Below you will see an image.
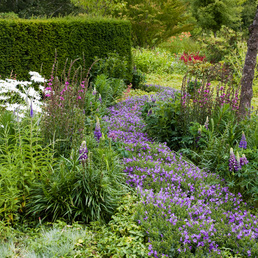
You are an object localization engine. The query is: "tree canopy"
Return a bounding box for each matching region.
[0,0,81,18]
[187,0,245,34]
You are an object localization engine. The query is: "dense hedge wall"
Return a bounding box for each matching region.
[0,17,132,80]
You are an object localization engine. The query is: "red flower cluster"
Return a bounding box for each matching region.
[180,52,206,64]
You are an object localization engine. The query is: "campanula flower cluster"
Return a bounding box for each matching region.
[104,84,257,257]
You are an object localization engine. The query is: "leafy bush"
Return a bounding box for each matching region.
[90,52,132,84]
[132,47,174,74]
[142,94,186,151]
[198,26,241,63]
[92,74,126,107]
[26,134,128,223]
[159,32,201,54]
[0,112,55,223]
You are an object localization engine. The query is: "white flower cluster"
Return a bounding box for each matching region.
[0,71,47,119]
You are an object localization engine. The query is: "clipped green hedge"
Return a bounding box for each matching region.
[0,16,132,80]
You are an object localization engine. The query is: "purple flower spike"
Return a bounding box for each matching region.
[240,154,248,167]
[79,141,88,166]
[30,102,33,117]
[239,131,247,149]
[229,148,237,172]
[92,87,97,95]
[94,117,102,141]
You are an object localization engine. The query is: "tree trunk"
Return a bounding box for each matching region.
[239,5,258,118]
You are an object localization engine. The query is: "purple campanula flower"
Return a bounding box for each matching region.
[239,131,247,149]
[99,94,102,103]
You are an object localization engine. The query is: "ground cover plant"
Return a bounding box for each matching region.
[103,86,258,257]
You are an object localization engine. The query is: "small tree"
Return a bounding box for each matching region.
[188,0,244,35]
[239,5,258,118]
[117,0,193,47]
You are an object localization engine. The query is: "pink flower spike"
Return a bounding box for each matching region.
[77,96,82,99]
[45,87,52,91]
[60,96,64,101]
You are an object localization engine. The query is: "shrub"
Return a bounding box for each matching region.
[198,26,241,63]
[180,51,206,64]
[90,52,132,84]
[0,17,132,80]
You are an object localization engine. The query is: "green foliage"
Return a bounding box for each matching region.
[241,0,258,35]
[224,40,258,88]
[91,52,132,83]
[131,68,146,89]
[0,16,132,80]
[142,94,187,151]
[26,134,128,223]
[132,47,175,74]
[114,0,193,47]
[198,26,241,63]
[159,32,201,55]
[189,0,244,34]
[71,0,121,17]
[0,111,55,223]
[0,195,148,257]
[0,0,81,18]
[0,12,18,19]
[91,194,148,257]
[93,74,126,106]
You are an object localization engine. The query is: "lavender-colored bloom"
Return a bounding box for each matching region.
[30,102,33,117]
[229,148,237,171]
[240,154,248,167]
[239,131,247,149]
[101,85,258,257]
[99,93,102,103]
[79,141,88,161]
[92,87,97,95]
[94,118,102,141]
